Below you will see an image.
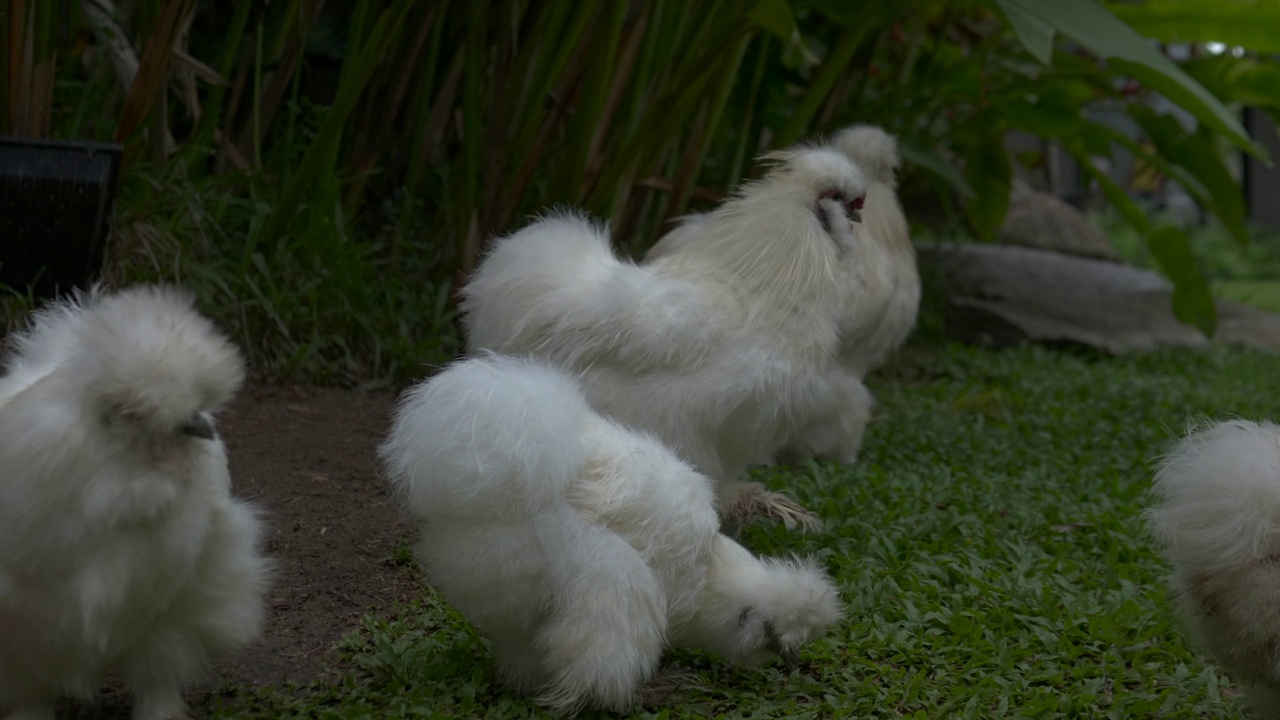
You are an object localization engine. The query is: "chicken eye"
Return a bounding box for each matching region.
[815,188,864,228]
[846,193,865,223]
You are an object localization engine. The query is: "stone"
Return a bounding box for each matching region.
[919,242,1280,354]
[997,179,1122,261]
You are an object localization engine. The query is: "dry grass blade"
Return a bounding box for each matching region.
[114,0,193,145]
[6,0,28,134]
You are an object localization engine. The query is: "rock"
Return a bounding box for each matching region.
[920,242,1280,354]
[997,179,1121,261]
[1217,302,1280,351]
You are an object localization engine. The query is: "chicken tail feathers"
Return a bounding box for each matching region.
[460,211,620,356]
[1148,418,1280,573]
[381,355,670,713]
[380,353,591,520]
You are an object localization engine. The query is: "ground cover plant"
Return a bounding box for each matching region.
[5,1,1279,383]
[196,341,1278,719]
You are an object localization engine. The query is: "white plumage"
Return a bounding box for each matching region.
[827,125,919,377]
[0,286,271,720]
[647,125,920,465]
[379,355,843,715]
[1147,419,1280,718]
[462,148,868,529]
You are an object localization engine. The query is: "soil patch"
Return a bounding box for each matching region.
[60,382,424,718]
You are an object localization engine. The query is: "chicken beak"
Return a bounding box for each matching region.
[181,412,216,440]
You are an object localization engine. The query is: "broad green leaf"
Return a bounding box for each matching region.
[746,0,796,43]
[1184,58,1280,148]
[993,96,1083,138]
[1128,104,1249,245]
[988,0,1254,153]
[963,136,1012,240]
[899,141,975,198]
[1065,142,1149,234]
[1217,60,1280,116]
[1108,0,1280,55]
[991,0,1055,64]
[1146,224,1217,337]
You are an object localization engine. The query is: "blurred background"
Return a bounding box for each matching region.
[2,0,1278,384]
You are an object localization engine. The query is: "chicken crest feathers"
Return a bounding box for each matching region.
[668,147,866,321]
[831,125,901,187]
[3,285,243,439]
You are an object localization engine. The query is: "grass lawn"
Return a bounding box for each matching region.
[209,341,1280,719]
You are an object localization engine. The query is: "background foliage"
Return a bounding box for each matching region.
[2,0,1276,383]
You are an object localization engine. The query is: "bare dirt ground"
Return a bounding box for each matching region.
[60,382,424,719]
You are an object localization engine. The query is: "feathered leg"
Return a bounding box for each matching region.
[124,502,269,720]
[1247,683,1280,720]
[722,481,822,532]
[532,516,668,715]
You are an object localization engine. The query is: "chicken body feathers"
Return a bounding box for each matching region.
[0,286,269,720]
[643,127,919,468]
[380,355,842,714]
[462,150,866,516]
[1148,419,1280,718]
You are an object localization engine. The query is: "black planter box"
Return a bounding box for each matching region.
[0,137,123,297]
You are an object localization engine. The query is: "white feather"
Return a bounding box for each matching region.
[0,286,271,720]
[463,148,866,522]
[380,355,843,714]
[647,126,920,467]
[1147,419,1280,718]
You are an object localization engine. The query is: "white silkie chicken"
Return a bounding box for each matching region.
[647,125,920,465]
[462,147,869,530]
[1147,419,1280,718]
[0,286,271,720]
[379,354,843,715]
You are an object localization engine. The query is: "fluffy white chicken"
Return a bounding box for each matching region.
[647,125,920,465]
[379,354,843,715]
[1147,419,1280,718]
[0,286,271,720]
[462,147,869,529]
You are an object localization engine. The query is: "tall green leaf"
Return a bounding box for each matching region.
[1128,104,1249,244]
[1108,0,1280,55]
[1147,224,1217,337]
[257,0,414,249]
[772,11,882,149]
[962,135,1012,240]
[989,0,1256,153]
[997,0,1055,64]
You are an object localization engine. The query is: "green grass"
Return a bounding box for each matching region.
[205,342,1280,719]
[1213,279,1280,315]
